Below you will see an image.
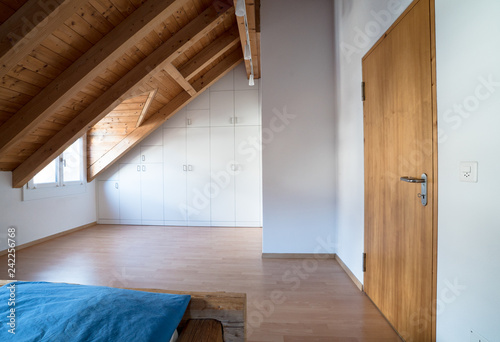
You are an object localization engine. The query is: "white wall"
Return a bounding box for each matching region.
[0,172,96,250]
[261,0,337,253]
[435,1,500,341]
[333,0,412,283]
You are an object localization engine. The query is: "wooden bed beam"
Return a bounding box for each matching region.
[11,3,235,188]
[87,49,243,182]
[0,0,82,80]
[0,0,189,159]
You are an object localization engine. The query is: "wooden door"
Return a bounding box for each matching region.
[363,0,437,341]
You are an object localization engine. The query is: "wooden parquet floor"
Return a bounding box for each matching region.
[0,225,401,341]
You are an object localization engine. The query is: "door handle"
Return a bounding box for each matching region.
[400,173,427,206]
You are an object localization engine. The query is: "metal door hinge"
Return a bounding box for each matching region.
[361,82,366,102]
[363,253,367,272]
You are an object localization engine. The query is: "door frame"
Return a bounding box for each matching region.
[361,0,438,340]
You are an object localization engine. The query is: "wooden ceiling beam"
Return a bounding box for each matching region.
[0,0,82,80]
[87,49,243,182]
[180,26,240,81]
[164,64,197,96]
[136,89,158,128]
[233,0,260,79]
[0,0,189,158]
[11,2,235,188]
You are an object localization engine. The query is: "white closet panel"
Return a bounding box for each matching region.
[210,91,234,127]
[141,163,164,225]
[235,90,260,125]
[186,127,211,225]
[210,126,235,226]
[119,163,142,225]
[97,181,120,224]
[163,128,187,224]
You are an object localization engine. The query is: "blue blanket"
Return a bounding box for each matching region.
[0,281,190,342]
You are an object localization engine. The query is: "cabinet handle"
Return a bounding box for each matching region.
[115,182,119,189]
[188,165,193,171]
[142,155,145,162]
[231,164,235,171]
[137,165,141,172]
[234,117,239,124]
[183,165,187,171]
[142,165,146,172]
[187,118,192,125]
[230,117,233,124]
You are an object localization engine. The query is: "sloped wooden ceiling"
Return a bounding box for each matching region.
[0,0,260,188]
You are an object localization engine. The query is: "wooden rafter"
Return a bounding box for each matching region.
[164,64,197,96]
[87,49,243,181]
[234,0,260,79]
[0,0,82,80]
[11,2,235,188]
[136,89,158,128]
[179,26,240,81]
[0,0,189,158]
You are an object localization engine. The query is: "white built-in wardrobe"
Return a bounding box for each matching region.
[97,64,262,227]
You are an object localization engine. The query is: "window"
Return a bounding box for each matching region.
[23,138,86,200]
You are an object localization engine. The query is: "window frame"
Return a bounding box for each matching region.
[23,137,87,201]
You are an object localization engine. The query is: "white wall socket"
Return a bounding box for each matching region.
[470,330,489,342]
[460,161,478,183]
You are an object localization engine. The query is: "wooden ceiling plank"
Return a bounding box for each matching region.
[88,0,126,27]
[0,0,82,79]
[87,49,243,182]
[1,75,41,96]
[109,0,136,17]
[11,2,234,188]
[78,3,115,35]
[164,64,196,96]
[136,89,157,127]
[0,0,191,158]
[179,26,239,81]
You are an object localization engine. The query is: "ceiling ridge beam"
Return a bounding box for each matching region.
[180,26,240,81]
[11,2,235,188]
[0,0,82,80]
[87,49,243,182]
[0,0,190,158]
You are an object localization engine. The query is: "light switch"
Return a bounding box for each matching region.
[459,162,478,183]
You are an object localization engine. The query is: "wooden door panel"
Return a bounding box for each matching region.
[363,0,435,340]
